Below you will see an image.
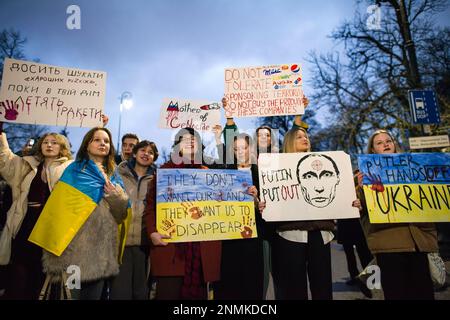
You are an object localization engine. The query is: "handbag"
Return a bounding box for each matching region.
[428,252,446,289]
[0,227,12,265]
[39,273,72,300]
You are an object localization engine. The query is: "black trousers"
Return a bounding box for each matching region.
[376,252,434,300]
[215,237,264,300]
[272,231,332,300]
[71,280,106,300]
[5,239,45,300]
[343,240,373,279]
[109,246,149,300]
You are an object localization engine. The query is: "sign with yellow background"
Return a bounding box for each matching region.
[358,153,450,223]
[156,169,257,242]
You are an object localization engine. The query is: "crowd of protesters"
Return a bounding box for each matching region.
[0,96,447,301]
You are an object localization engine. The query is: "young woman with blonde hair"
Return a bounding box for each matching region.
[356,129,437,300]
[270,126,335,300]
[0,122,73,299]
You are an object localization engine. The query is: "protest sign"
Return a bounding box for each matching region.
[156,169,257,242]
[358,153,450,223]
[159,98,221,131]
[224,64,305,118]
[0,58,106,127]
[258,152,359,221]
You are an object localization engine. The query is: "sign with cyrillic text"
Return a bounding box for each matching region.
[224,64,304,118]
[156,169,257,242]
[0,58,106,127]
[358,153,450,223]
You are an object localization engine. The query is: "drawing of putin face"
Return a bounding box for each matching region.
[296,154,340,208]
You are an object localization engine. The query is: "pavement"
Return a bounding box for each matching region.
[330,241,450,300]
[264,240,450,300]
[1,240,449,300]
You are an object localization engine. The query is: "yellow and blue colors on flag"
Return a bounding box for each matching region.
[28,160,131,262]
[358,153,450,223]
[156,169,257,243]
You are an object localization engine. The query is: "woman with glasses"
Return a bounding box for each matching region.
[145,127,221,300]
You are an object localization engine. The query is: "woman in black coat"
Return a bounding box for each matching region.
[214,133,265,300]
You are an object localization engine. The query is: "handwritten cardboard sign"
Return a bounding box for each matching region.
[358,153,450,223]
[159,98,221,131]
[0,58,106,127]
[224,64,305,118]
[258,152,360,221]
[156,168,257,242]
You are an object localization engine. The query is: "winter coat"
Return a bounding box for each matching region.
[144,160,222,282]
[357,186,438,254]
[42,175,129,282]
[336,218,367,245]
[117,160,155,246]
[0,132,72,265]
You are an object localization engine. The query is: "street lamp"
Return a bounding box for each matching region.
[117,91,133,153]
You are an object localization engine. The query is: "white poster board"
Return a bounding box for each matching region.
[0,58,106,127]
[159,98,221,131]
[258,152,360,221]
[224,64,304,118]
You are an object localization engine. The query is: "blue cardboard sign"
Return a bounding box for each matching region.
[357,153,450,223]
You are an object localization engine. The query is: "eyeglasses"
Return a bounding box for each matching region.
[180,137,196,143]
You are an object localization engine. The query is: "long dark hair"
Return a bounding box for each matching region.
[256,125,279,154]
[170,127,205,165]
[76,127,116,176]
[233,133,256,165]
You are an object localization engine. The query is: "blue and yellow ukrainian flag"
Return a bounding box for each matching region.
[28,160,131,263]
[111,170,132,263]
